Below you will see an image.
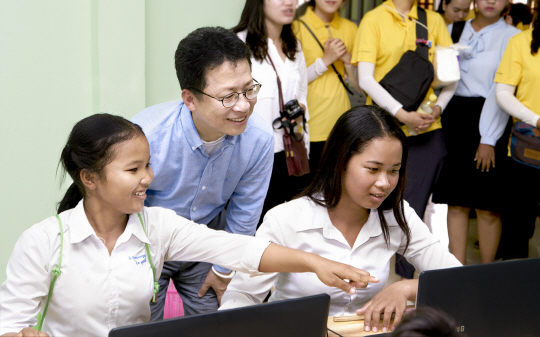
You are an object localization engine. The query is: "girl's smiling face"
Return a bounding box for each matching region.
[89,135,154,216]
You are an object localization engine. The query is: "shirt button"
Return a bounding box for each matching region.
[192,146,196,150]
[202,186,206,190]
[193,207,197,211]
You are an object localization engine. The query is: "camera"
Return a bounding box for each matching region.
[282,99,304,120]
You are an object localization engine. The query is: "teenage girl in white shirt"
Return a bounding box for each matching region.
[0,114,378,337]
[232,0,311,225]
[221,106,461,334]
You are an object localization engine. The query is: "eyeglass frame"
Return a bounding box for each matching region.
[188,79,262,108]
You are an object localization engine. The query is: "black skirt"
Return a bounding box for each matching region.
[432,96,511,212]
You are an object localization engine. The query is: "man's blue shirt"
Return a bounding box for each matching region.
[131,100,274,273]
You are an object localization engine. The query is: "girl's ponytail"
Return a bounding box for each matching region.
[57,182,83,214]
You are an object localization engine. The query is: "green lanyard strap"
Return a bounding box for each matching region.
[33,215,64,332]
[32,213,158,332]
[137,213,159,303]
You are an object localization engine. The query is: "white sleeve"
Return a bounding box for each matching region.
[161,209,271,277]
[399,204,462,271]
[358,62,403,115]
[435,81,457,112]
[220,211,287,310]
[479,83,510,146]
[307,58,329,83]
[0,228,50,335]
[496,83,540,127]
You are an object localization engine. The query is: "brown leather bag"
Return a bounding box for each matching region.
[267,55,310,177]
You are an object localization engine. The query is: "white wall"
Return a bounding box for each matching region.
[0,0,246,284]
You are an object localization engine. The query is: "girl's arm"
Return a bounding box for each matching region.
[496,83,540,128]
[476,84,511,172]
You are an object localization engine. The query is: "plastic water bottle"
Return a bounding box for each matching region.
[409,94,438,136]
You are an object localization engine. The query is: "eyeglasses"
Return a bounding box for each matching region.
[189,79,262,108]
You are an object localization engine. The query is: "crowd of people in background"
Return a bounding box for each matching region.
[1,0,539,336]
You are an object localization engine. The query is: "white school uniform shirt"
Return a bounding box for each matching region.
[0,200,270,337]
[237,30,310,154]
[220,197,461,316]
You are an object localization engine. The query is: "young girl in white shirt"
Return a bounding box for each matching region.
[221,106,461,334]
[0,114,378,337]
[232,0,310,225]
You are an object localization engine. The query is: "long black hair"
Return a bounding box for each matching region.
[57,114,145,213]
[232,0,298,62]
[532,10,539,55]
[298,105,411,250]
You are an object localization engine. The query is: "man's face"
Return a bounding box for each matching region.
[183,59,256,142]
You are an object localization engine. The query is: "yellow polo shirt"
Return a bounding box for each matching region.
[495,29,540,117]
[293,7,358,142]
[352,0,453,135]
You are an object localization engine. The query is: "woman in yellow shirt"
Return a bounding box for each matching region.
[493,11,540,260]
[352,0,457,279]
[293,0,360,173]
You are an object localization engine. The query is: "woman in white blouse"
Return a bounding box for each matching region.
[221,106,461,333]
[232,0,310,225]
[0,114,378,337]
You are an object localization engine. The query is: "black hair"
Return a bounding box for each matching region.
[232,0,298,62]
[175,26,252,98]
[532,11,539,55]
[507,3,532,26]
[390,307,463,337]
[298,105,411,250]
[57,114,145,213]
[437,0,451,14]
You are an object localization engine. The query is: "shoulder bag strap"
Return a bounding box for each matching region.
[267,54,304,142]
[451,20,466,44]
[137,213,159,303]
[415,7,430,61]
[298,20,354,95]
[33,215,64,332]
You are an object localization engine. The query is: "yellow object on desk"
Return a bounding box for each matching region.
[327,317,389,336]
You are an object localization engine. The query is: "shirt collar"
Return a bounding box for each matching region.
[68,200,150,245]
[302,6,342,30]
[383,0,419,21]
[180,101,203,152]
[294,199,383,242]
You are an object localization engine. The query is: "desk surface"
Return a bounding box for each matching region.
[327,317,390,337]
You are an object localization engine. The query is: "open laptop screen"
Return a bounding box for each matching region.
[417,258,540,337]
[109,293,330,337]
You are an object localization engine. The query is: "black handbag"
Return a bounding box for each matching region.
[379,7,434,112]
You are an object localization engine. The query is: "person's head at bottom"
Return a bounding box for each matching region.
[390,307,463,337]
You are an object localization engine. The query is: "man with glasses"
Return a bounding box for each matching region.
[131,27,273,318]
